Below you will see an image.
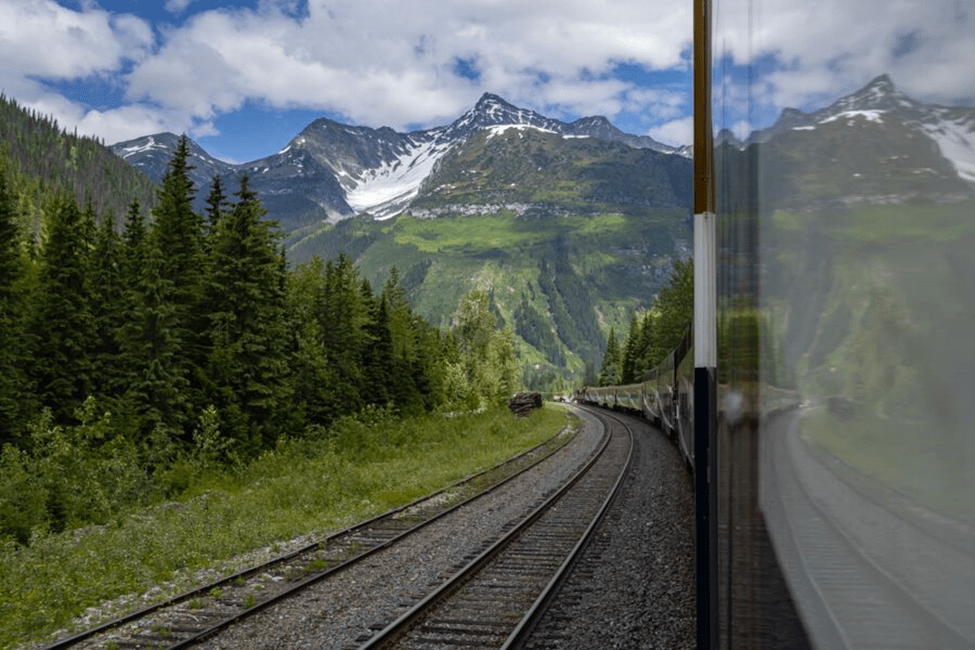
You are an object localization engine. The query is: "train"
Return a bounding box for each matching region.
[575,329,694,470]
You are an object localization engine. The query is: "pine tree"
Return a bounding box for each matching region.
[0,169,30,442]
[29,195,96,423]
[203,175,291,452]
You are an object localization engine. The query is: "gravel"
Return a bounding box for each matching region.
[523,408,696,650]
[196,406,696,649]
[197,407,607,650]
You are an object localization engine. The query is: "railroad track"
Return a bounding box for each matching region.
[40,423,579,650]
[355,408,634,650]
[767,410,975,649]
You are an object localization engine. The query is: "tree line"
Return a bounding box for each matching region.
[597,258,692,386]
[0,137,519,544]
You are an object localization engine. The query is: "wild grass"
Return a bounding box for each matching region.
[0,405,569,648]
[801,409,975,521]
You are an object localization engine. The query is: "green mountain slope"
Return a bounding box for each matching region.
[288,207,691,376]
[0,95,157,232]
[285,127,693,379]
[412,127,689,211]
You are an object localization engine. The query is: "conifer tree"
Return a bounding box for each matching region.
[320,254,368,415]
[203,175,291,452]
[30,195,96,422]
[620,312,642,384]
[204,174,229,237]
[598,327,621,387]
[286,256,336,426]
[644,259,693,367]
[150,135,206,417]
[0,170,30,441]
[89,211,125,398]
[118,235,189,435]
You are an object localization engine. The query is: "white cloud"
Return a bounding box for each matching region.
[0,0,153,80]
[164,0,196,16]
[714,0,975,115]
[645,116,693,147]
[7,0,691,141]
[6,0,972,152]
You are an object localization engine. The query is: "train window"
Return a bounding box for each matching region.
[711,0,975,648]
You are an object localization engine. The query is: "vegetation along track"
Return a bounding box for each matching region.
[357,408,634,650]
[39,422,578,650]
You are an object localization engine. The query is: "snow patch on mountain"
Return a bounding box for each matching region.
[118,136,161,158]
[820,109,885,125]
[484,124,558,141]
[345,138,455,218]
[922,119,975,183]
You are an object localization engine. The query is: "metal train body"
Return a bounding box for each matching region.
[576,329,694,467]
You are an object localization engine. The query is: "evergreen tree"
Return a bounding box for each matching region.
[203,175,291,453]
[361,293,394,408]
[0,169,30,442]
[29,195,96,423]
[204,174,229,237]
[620,312,642,384]
[286,256,337,427]
[89,210,126,398]
[644,259,693,368]
[150,135,206,419]
[598,327,621,386]
[636,311,656,376]
[319,254,369,416]
[117,237,189,436]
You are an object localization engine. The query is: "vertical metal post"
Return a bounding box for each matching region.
[693,0,718,647]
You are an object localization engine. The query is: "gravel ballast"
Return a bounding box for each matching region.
[523,408,696,649]
[196,406,695,649]
[196,408,607,650]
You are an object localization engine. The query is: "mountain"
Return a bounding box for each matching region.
[742,75,975,208]
[108,80,975,380]
[0,94,157,230]
[111,93,681,227]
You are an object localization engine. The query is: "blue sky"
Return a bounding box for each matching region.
[1,0,972,164]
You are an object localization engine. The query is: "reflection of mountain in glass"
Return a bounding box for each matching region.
[747,75,975,525]
[733,75,975,211]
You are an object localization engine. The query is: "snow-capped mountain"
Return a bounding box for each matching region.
[114,132,235,193]
[749,75,975,185]
[111,93,679,225]
[111,79,975,230]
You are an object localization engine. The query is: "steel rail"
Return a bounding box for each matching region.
[356,408,629,649]
[500,407,636,650]
[41,421,576,650]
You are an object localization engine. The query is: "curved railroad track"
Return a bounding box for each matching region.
[40,420,580,650]
[764,409,975,649]
[355,407,634,650]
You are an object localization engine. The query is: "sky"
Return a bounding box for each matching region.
[0,0,972,164]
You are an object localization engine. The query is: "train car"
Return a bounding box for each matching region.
[581,2,975,646]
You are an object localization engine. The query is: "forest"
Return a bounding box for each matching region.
[0,135,520,546]
[597,257,693,386]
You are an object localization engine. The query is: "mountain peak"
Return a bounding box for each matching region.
[862,74,895,94]
[474,92,514,109]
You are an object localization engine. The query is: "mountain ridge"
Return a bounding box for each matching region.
[111,92,682,225]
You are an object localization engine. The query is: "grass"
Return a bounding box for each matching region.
[0,405,571,648]
[801,408,975,521]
